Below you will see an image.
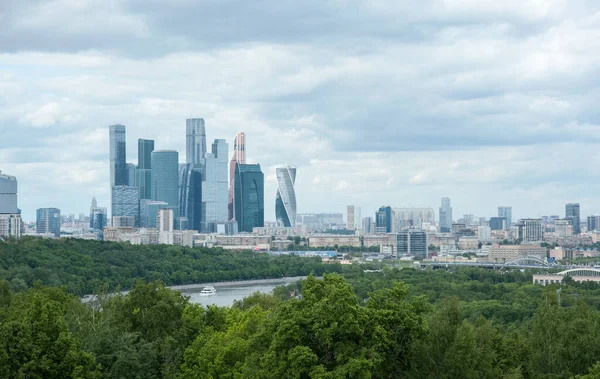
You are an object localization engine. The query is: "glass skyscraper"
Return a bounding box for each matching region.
[36,207,61,237]
[186,118,207,165]
[275,165,297,228]
[234,163,264,233]
[109,125,128,186]
[178,163,203,231]
[137,139,154,200]
[566,203,581,234]
[202,140,228,232]
[140,199,169,228]
[228,132,246,221]
[375,206,392,233]
[0,171,18,214]
[151,150,179,215]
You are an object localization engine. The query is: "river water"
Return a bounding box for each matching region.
[173,276,304,307]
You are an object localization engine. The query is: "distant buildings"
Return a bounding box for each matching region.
[0,171,21,239]
[36,207,61,237]
[276,165,297,228]
[296,213,344,231]
[439,197,452,232]
[565,203,581,234]
[234,163,264,233]
[498,206,512,229]
[555,219,573,237]
[89,197,107,237]
[178,164,203,231]
[393,208,436,230]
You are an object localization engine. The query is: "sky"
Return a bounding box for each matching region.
[2,0,600,223]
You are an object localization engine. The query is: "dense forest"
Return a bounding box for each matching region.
[0,238,346,295]
[4,238,600,377]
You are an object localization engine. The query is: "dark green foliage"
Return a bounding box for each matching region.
[0,237,342,295]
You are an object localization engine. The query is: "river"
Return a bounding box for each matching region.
[176,276,305,307]
[81,276,306,307]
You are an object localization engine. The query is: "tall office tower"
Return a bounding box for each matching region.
[498,206,512,229]
[151,150,179,215]
[565,203,581,234]
[347,205,355,230]
[228,132,246,221]
[362,216,374,234]
[89,197,107,232]
[111,186,140,226]
[186,118,207,165]
[588,215,600,232]
[136,139,154,200]
[36,208,61,237]
[109,125,128,186]
[234,163,264,233]
[275,165,297,228]
[516,219,544,242]
[396,229,428,258]
[375,206,392,233]
[202,139,229,232]
[0,171,21,239]
[178,164,203,231]
[139,199,168,228]
[439,197,452,232]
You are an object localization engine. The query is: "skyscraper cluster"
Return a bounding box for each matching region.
[109,119,267,234]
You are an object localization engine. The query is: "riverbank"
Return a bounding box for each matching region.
[171,276,306,292]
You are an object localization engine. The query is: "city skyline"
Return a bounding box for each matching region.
[4,2,600,222]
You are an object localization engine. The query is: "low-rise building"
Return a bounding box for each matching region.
[486,244,547,262]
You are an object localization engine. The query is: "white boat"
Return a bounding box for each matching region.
[199,286,217,296]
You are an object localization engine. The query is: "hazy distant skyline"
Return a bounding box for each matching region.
[2,0,600,222]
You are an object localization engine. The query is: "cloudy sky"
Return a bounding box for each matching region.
[2,0,600,222]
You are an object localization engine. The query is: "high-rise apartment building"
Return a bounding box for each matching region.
[362,216,374,234]
[555,219,573,237]
[228,132,246,221]
[109,125,128,186]
[516,219,544,242]
[355,206,362,230]
[202,139,229,232]
[397,229,428,258]
[393,208,436,230]
[498,207,512,229]
[36,208,61,237]
[565,203,581,234]
[186,118,207,165]
[478,225,491,242]
[151,150,179,216]
[347,205,355,230]
[111,186,140,226]
[0,171,21,239]
[234,163,264,233]
[275,165,297,228]
[158,208,174,244]
[137,138,154,199]
[439,197,452,232]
